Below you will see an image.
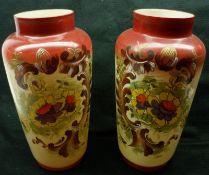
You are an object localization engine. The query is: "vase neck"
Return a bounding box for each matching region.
[14,9,75,36]
[133,9,195,38]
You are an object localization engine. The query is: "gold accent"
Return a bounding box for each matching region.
[160,47,177,59]
[36,48,51,63]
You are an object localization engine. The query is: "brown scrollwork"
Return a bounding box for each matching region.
[32,128,82,157]
[15,63,39,89]
[121,46,156,74]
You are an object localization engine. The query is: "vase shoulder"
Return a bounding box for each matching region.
[2,28,92,63]
[116,29,206,62]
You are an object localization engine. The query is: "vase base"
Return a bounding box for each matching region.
[37,157,82,172]
[122,155,168,172]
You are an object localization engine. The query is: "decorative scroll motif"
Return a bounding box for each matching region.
[116,44,198,156]
[32,127,84,157]
[9,45,92,157]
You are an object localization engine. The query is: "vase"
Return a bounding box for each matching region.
[115,9,206,171]
[2,9,92,171]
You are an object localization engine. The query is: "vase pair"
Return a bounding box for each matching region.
[2,9,206,171]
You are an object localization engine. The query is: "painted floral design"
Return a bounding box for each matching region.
[129,85,182,129]
[64,95,76,112]
[30,90,81,126]
[131,89,150,115]
[33,92,77,125]
[35,101,64,124]
[148,92,181,127]
[8,45,92,157]
[116,44,199,156]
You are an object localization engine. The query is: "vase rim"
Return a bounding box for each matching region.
[14,9,75,36]
[133,9,195,38]
[14,9,74,19]
[134,9,194,19]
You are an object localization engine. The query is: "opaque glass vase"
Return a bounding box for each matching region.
[115,9,206,171]
[2,9,92,171]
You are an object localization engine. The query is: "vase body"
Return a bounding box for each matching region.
[115,9,206,171]
[2,9,92,171]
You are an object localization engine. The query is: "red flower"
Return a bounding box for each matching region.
[136,94,147,105]
[36,103,52,115]
[66,95,75,104]
[160,101,177,112]
[65,95,76,112]
[35,102,63,124]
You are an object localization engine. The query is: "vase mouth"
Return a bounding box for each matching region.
[133,9,195,38]
[14,9,75,36]
[134,9,194,19]
[14,9,74,19]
